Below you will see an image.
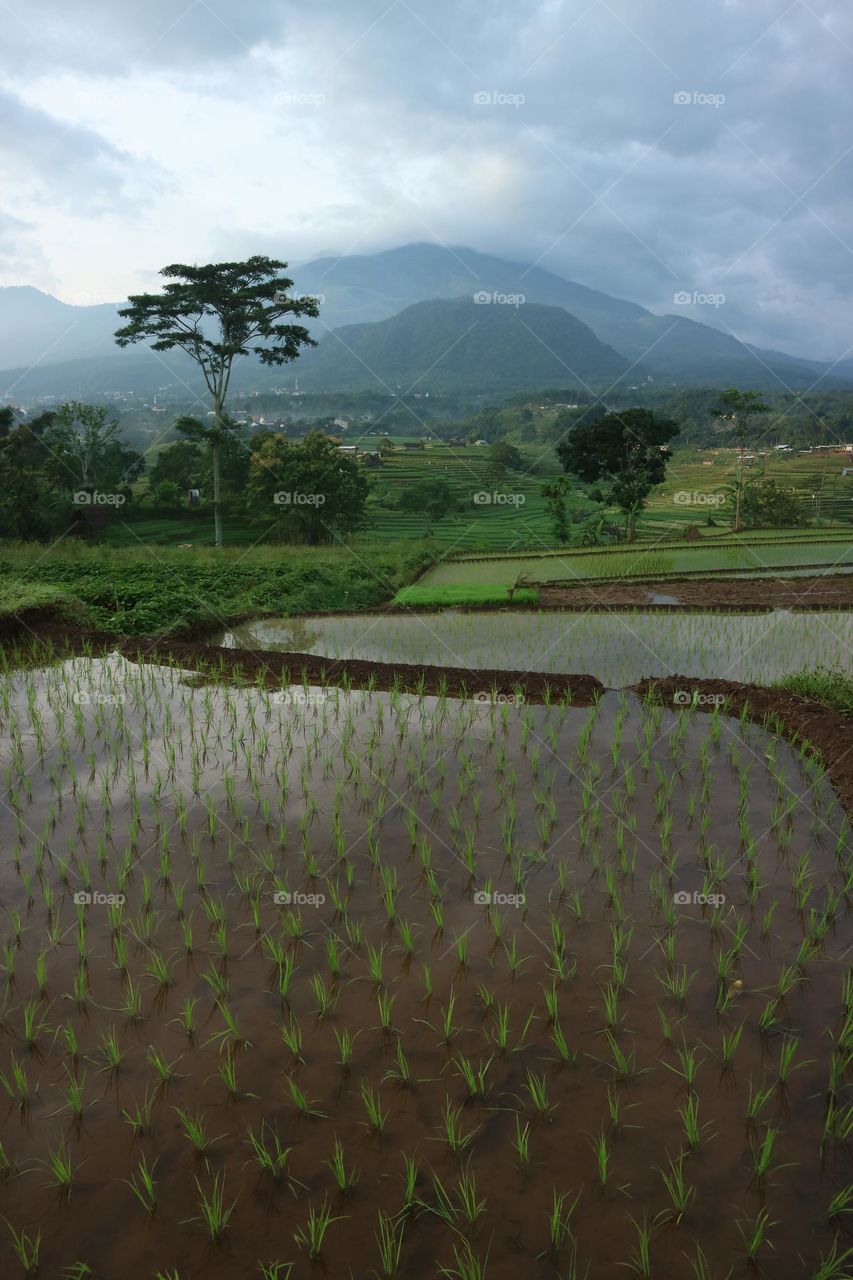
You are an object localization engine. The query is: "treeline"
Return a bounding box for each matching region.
[0,404,370,545]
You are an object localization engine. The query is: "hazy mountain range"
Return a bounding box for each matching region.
[0,243,848,400]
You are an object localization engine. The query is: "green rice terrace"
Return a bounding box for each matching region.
[222,610,853,686]
[416,534,853,591]
[1,527,852,1280]
[0,651,851,1280]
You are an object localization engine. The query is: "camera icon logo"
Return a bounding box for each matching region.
[673,91,692,105]
[673,891,691,905]
[473,890,492,905]
[273,891,292,905]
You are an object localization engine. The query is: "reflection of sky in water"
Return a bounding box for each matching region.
[220,610,853,685]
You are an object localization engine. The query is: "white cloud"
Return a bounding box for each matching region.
[0,0,851,358]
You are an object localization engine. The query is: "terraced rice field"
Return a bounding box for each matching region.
[419,538,853,589]
[222,610,853,686]
[0,654,851,1278]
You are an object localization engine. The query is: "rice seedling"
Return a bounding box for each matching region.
[438,1240,490,1280]
[736,1207,777,1263]
[6,1222,40,1274]
[360,1081,388,1132]
[125,1153,158,1214]
[294,1199,346,1260]
[456,1162,487,1226]
[175,1107,222,1156]
[0,1054,34,1105]
[375,1209,406,1276]
[44,1137,75,1198]
[191,1172,238,1241]
[440,1096,479,1154]
[656,1151,694,1225]
[624,1214,652,1278]
[286,1074,326,1119]
[327,1137,358,1192]
[147,1045,181,1086]
[811,1241,853,1280]
[121,1087,157,1136]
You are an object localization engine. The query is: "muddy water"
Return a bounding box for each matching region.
[219,609,853,684]
[0,656,850,1279]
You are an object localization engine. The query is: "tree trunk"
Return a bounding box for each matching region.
[212,437,223,549]
[733,448,744,533]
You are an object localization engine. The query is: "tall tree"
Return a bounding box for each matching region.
[115,257,319,546]
[712,389,771,532]
[557,408,679,541]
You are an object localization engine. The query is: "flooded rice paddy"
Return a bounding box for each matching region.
[221,610,853,686]
[0,655,851,1278]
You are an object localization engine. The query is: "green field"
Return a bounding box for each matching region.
[0,541,432,635]
[94,443,853,552]
[639,449,853,536]
[419,533,853,589]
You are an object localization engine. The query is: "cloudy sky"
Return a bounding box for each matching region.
[1,0,852,360]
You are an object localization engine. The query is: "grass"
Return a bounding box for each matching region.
[776,666,853,715]
[0,539,433,635]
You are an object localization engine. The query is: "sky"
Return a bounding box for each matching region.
[1,0,852,360]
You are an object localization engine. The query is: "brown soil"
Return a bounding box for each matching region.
[540,573,853,611]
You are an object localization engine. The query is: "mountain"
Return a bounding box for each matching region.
[0,245,849,394]
[294,244,845,387]
[0,286,121,369]
[295,298,633,393]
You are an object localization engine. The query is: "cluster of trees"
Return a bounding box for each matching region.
[552,406,680,541]
[548,389,806,539]
[0,402,143,539]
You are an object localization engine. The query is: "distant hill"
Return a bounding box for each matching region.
[0,286,121,368]
[1,244,850,395]
[295,244,849,387]
[296,298,633,393]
